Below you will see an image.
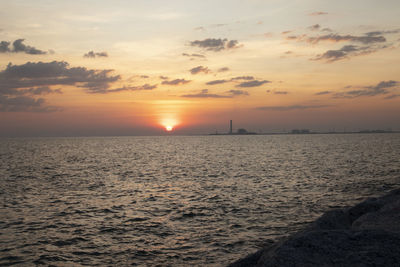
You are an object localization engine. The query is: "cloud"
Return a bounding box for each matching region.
[0,61,120,95]
[22,86,62,95]
[333,80,398,98]
[0,41,11,53]
[0,63,67,112]
[182,53,206,59]
[181,89,232,98]
[136,84,157,90]
[205,76,267,86]
[322,28,333,32]
[0,39,47,55]
[226,40,239,49]
[309,12,328,16]
[161,78,191,85]
[159,76,169,80]
[301,29,397,62]
[206,79,228,85]
[309,34,386,44]
[289,34,386,45]
[384,94,400,100]
[193,24,228,32]
[217,67,230,72]
[256,104,330,111]
[236,80,270,88]
[12,39,47,55]
[0,95,60,112]
[313,45,374,62]
[231,76,255,81]
[286,35,299,40]
[190,66,210,74]
[315,91,332,95]
[83,51,108,58]
[274,91,289,95]
[282,31,292,35]
[190,38,241,51]
[228,89,249,96]
[210,23,227,28]
[181,89,248,98]
[287,29,400,64]
[0,60,163,112]
[107,84,157,93]
[266,90,289,94]
[0,85,62,112]
[365,29,400,37]
[308,24,321,31]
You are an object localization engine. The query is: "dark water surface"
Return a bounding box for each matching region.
[1,134,400,266]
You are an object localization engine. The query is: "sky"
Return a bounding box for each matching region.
[1,0,400,136]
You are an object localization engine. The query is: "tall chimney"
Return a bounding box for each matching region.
[229,120,232,134]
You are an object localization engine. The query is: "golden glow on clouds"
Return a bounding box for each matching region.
[0,0,400,136]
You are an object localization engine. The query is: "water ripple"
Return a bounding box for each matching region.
[0,134,399,266]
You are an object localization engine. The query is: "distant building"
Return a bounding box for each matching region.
[237,128,257,135]
[217,120,257,135]
[237,128,248,134]
[291,129,311,134]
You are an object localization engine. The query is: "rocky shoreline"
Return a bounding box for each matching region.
[228,188,400,267]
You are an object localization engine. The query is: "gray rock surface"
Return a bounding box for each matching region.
[229,188,400,267]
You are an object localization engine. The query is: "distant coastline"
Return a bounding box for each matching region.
[209,129,399,136]
[1,130,399,139]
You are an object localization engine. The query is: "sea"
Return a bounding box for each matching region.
[1,134,400,266]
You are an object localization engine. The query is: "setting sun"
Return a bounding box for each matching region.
[160,116,179,132]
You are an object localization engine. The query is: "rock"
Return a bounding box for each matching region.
[347,188,400,222]
[228,188,400,267]
[352,199,400,233]
[346,197,381,222]
[256,230,400,267]
[306,209,351,231]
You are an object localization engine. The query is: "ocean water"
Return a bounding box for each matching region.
[1,134,400,266]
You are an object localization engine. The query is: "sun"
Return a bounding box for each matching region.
[160,116,179,132]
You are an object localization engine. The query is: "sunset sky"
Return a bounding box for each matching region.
[1,0,400,136]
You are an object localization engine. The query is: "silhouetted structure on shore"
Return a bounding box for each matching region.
[210,120,257,135]
[291,129,311,134]
[236,128,257,135]
[209,122,398,136]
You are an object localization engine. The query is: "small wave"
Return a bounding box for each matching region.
[125,217,149,222]
[52,237,87,247]
[33,255,69,265]
[72,251,103,256]
[0,255,24,265]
